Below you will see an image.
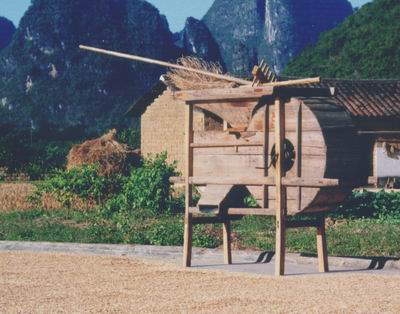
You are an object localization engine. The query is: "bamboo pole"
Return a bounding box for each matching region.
[79,45,321,87]
[79,45,251,85]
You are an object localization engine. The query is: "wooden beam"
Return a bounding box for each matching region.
[317,216,329,273]
[227,208,275,216]
[174,86,274,103]
[189,207,275,216]
[274,97,286,277]
[190,142,263,148]
[296,103,303,211]
[263,105,270,208]
[223,220,232,264]
[183,103,194,267]
[186,176,339,188]
[265,77,320,87]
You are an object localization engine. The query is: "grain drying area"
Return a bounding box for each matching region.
[0,251,399,313]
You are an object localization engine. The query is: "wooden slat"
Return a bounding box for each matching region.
[274,97,286,276]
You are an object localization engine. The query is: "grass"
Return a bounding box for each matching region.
[1,208,399,258]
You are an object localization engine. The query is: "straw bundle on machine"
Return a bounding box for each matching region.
[164,56,237,90]
[67,129,139,176]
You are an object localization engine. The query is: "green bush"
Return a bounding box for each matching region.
[31,153,179,215]
[334,190,400,219]
[30,164,124,208]
[122,153,177,214]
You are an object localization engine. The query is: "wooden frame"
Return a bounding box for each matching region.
[182,94,330,276]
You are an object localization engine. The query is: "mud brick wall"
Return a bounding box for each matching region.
[141,91,204,175]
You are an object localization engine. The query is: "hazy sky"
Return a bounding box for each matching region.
[1,0,372,32]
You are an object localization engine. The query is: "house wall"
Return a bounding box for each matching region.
[374,139,400,178]
[141,90,204,175]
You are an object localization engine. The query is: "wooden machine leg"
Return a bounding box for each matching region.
[223,219,232,265]
[183,213,193,267]
[274,97,286,276]
[183,102,194,267]
[317,215,329,272]
[275,217,286,276]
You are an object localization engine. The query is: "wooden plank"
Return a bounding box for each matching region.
[263,104,270,208]
[296,103,302,211]
[183,103,194,267]
[191,142,263,148]
[223,220,232,264]
[283,178,339,188]
[317,216,329,273]
[189,207,275,216]
[266,77,320,87]
[187,176,339,188]
[274,97,286,276]
[175,86,274,102]
[227,208,275,216]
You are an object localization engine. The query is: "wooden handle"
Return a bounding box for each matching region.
[79,45,321,88]
[79,45,252,86]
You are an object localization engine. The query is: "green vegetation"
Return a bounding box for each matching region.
[1,207,399,257]
[1,152,400,257]
[284,0,400,79]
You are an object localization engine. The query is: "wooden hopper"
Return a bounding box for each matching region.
[175,85,366,276]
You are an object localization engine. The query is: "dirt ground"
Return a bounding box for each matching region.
[0,252,399,314]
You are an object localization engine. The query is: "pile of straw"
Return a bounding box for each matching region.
[67,129,139,176]
[164,56,236,90]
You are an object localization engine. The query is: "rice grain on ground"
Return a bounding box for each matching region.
[0,252,399,313]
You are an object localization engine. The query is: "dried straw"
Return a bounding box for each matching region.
[67,129,139,176]
[164,56,237,90]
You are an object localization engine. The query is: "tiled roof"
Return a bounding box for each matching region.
[313,79,400,118]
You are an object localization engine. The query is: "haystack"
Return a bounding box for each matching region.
[67,129,139,176]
